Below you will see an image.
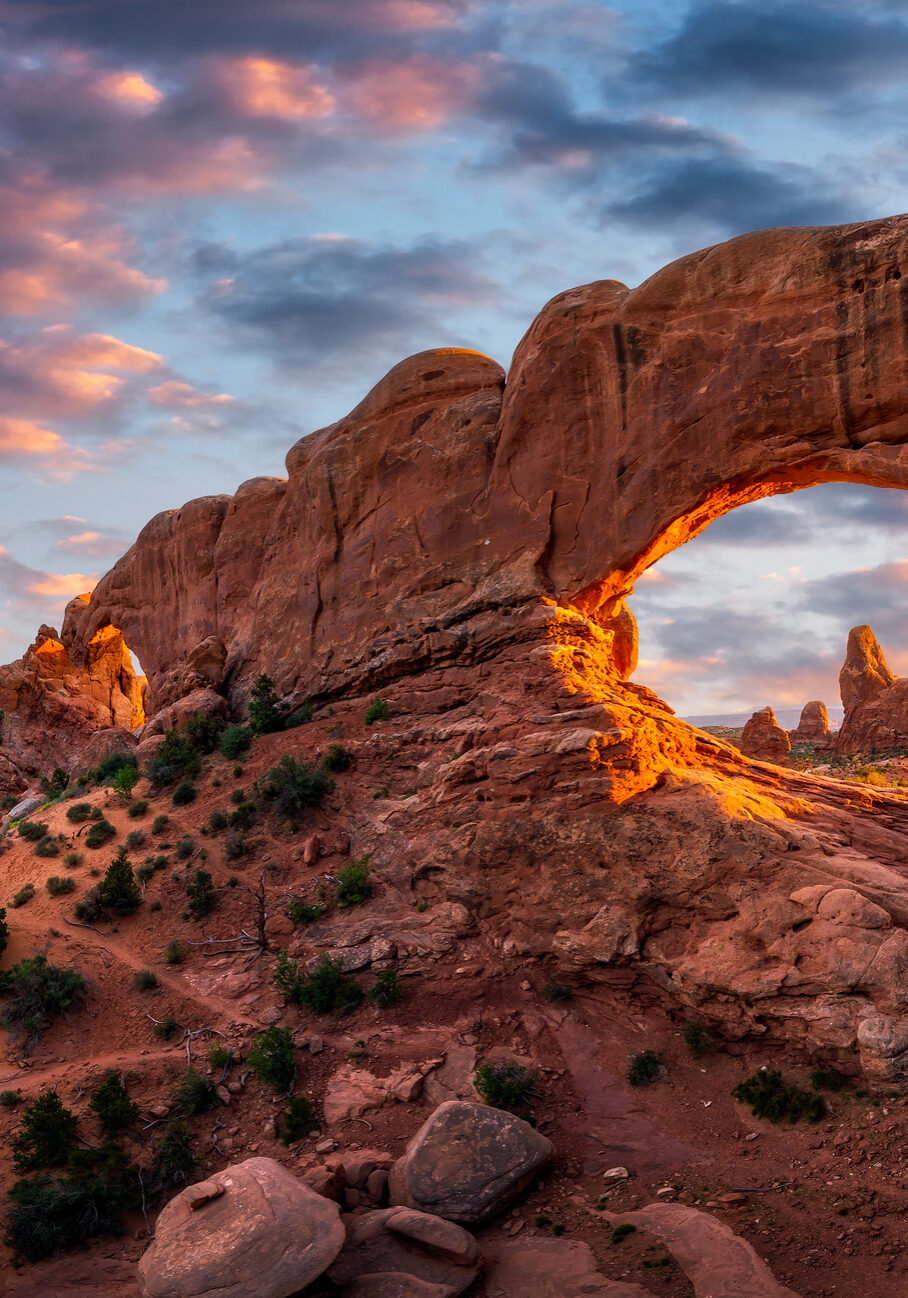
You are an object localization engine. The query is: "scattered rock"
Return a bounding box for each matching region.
[327,1207,480,1296]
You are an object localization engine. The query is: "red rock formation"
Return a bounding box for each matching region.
[740,706,792,763]
[790,700,830,744]
[836,625,908,753]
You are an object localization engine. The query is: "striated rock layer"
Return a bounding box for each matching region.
[6,216,908,1083]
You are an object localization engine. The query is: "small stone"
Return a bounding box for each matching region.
[602,1167,629,1181]
[309,1036,324,1055]
[316,1138,337,1155]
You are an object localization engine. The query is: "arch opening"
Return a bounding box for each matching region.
[86,624,147,731]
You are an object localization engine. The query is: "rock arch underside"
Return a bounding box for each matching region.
[10,212,908,1082]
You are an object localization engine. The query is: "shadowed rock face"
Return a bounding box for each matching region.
[837,625,908,753]
[741,706,791,764]
[791,700,830,744]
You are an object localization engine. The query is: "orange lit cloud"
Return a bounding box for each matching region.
[96,71,164,110]
[226,57,335,121]
[147,380,235,409]
[344,56,480,130]
[0,328,163,418]
[28,572,97,599]
[0,416,94,476]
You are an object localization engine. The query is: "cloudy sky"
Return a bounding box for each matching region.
[1,0,908,718]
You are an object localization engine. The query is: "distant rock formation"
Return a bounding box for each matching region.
[790,700,830,744]
[740,706,792,763]
[836,625,908,753]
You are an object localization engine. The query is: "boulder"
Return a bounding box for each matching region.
[739,706,790,763]
[136,1157,344,1298]
[327,1207,480,1296]
[68,725,137,779]
[789,700,829,744]
[388,1101,552,1225]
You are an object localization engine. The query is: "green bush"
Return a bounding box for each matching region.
[184,712,226,755]
[286,702,313,727]
[248,673,283,735]
[66,803,93,824]
[229,787,246,805]
[0,906,7,959]
[175,1068,220,1115]
[207,1043,232,1072]
[337,855,372,908]
[322,743,352,773]
[262,753,333,819]
[74,885,104,922]
[247,1024,296,1091]
[224,831,252,860]
[186,869,216,919]
[732,1069,826,1123]
[34,836,60,858]
[88,1071,138,1136]
[145,1120,195,1196]
[208,809,229,832]
[610,1223,636,1245]
[95,752,138,785]
[98,848,142,916]
[229,801,255,830]
[811,1066,847,1092]
[133,969,158,991]
[146,730,201,788]
[45,876,75,897]
[11,884,35,908]
[165,940,187,966]
[85,818,116,849]
[277,952,361,1015]
[280,1096,314,1144]
[112,765,139,799]
[127,799,148,818]
[135,863,154,884]
[151,813,169,835]
[12,1090,78,1171]
[0,956,85,1052]
[287,897,325,926]
[152,1015,179,1040]
[365,697,390,725]
[474,1062,537,1112]
[0,1089,19,1106]
[18,820,49,842]
[126,830,147,851]
[172,780,196,806]
[219,725,251,760]
[368,968,402,1007]
[682,1020,714,1059]
[627,1050,663,1087]
[63,852,82,869]
[175,834,195,860]
[7,1145,137,1261]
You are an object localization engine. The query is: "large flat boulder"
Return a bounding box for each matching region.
[137,1157,344,1298]
[388,1100,552,1225]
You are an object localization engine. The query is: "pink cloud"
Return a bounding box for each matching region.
[0,416,95,477]
[215,56,336,122]
[147,380,235,409]
[343,55,480,131]
[0,327,163,419]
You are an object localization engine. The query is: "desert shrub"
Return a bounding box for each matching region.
[88,807,103,821]
[174,834,195,860]
[368,968,403,1008]
[45,876,75,897]
[151,813,169,835]
[88,1072,138,1136]
[280,1096,314,1144]
[296,954,360,1015]
[174,1068,220,1115]
[0,906,7,959]
[207,1043,232,1072]
[0,1089,19,1106]
[474,1062,537,1113]
[219,724,251,760]
[135,863,154,884]
[172,780,196,806]
[74,885,104,922]
[12,1090,78,1171]
[184,712,226,755]
[227,875,238,887]
[11,884,35,908]
[224,831,252,860]
[127,800,148,818]
[248,673,283,735]
[322,743,352,773]
[165,939,187,965]
[95,752,137,785]
[63,852,82,869]
[732,1069,826,1123]
[208,809,228,832]
[365,697,390,725]
[610,1223,637,1245]
[40,767,67,797]
[627,1050,663,1087]
[247,1024,296,1091]
[112,765,139,799]
[186,868,216,919]
[146,731,200,788]
[66,803,93,824]
[0,956,85,1052]
[230,787,246,804]
[34,836,59,858]
[337,855,373,908]
[542,979,572,1003]
[262,753,333,820]
[145,1120,195,1197]
[372,787,389,799]
[229,801,255,830]
[98,848,142,916]
[287,896,325,926]
[133,969,158,991]
[285,702,314,727]
[18,820,49,842]
[682,1020,714,1059]
[7,1145,137,1261]
[152,1015,178,1040]
[125,829,147,851]
[85,818,116,849]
